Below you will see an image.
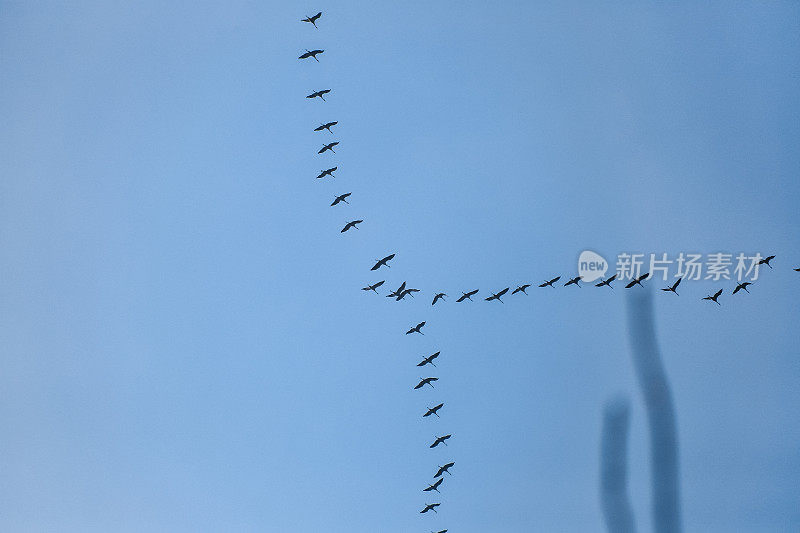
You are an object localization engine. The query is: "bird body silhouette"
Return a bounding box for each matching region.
[703,289,723,305]
[732,282,752,295]
[564,276,582,287]
[456,289,479,302]
[512,284,531,294]
[331,192,350,206]
[361,280,384,293]
[485,287,509,302]
[417,351,440,368]
[318,141,339,154]
[539,276,561,288]
[759,255,776,269]
[423,403,444,417]
[301,12,322,27]
[406,321,426,335]
[423,478,443,493]
[420,503,440,514]
[661,277,681,295]
[314,121,338,133]
[625,273,649,289]
[340,220,362,233]
[595,274,617,288]
[298,49,324,61]
[316,166,337,179]
[371,254,395,270]
[434,462,455,478]
[306,89,330,101]
[414,377,438,389]
[430,434,452,448]
[432,292,446,305]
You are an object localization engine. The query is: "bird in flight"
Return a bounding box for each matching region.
[406,321,426,335]
[420,503,440,514]
[430,434,452,448]
[758,255,776,269]
[386,281,407,299]
[794,267,800,272]
[432,530,448,533]
[418,351,441,368]
[423,478,444,493]
[316,166,337,179]
[625,273,650,289]
[306,89,330,101]
[301,12,322,27]
[661,277,681,295]
[512,284,531,295]
[314,121,338,133]
[539,276,561,288]
[361,280,384,293]
[331,192,350,206]
[485,287,509,303]
[298,49,324,62]
[397,288,420,301]
[456,289,479,302]
[423,403,444,418]
[432,292,447,305]
[595,274,617,288]
[371,254,395,270]
[732,281,753,295]
[340,220,362,233]
[414,377,438,389]
[702,289,723,305]
[434,462,455,478]
[564,276,582,288]
[318,141,339,154]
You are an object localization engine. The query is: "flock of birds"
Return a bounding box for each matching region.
[299,11,798,530]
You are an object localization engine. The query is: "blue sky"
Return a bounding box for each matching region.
[1,2,799,531]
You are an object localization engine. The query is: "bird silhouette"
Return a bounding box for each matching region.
[418,351,441,368]
[702,289,723,305]
[625,273,650,289]
[432,292,447,305]
[298,49,324,61]
[396,288,420,301]
[732,282,753,295]
[485,287,509,302]
[430,434,452,448]
[414,377,438,389]
[406,321,426,335]
[361,280,384,293]
[301,12,322,27]
[423,403,444,417]
[595,274,617,288]
[539,276,561,288]
[661,277,681,295]
[371,254,395,270]
[318,141,339,154]
[431,529,448,533]
[331,192,351,206]
[758,255,776,269]
[456,289,479,302]
[386,281,406,299]
[512,284,531,294]
[340,220,362,233]
[564,276,582,287]
[316,166,337,179]
[306,89,330,101]
[434,462,455,478]
[314,121,338,133]
[794,267,800,272]
[420,503,440,514]
[423,478,443,493]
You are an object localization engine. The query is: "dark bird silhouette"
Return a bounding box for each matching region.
[456,289,479,302]
[396,288,420,301]
[702,289,723,305]
[430,434,452,448]
[432,292,446,305]
[432,530,448,533]
[595,274,617,288]
[340,220,362,233]
[794,267,800,272]
[318,141,339,154]
[386,281,406,299]
[732,281,753,295]
[306,89,330,101]
[331,192,351,206]
[423,478,443,493]
[423,403,444,417]
[406,321,426,335]
[434,462,455,478]
[512,284,531,294]
[485,287,509,302]
[371,254,395,270]
[539,276,561,288]
[316,166,337,179]
[758,255,776,269]
[361,280,384,293]
[625,273,649,289]
[298,49,324,62]
[414,377,438,389]
[418,351,441,368]
[661,277,682,295]
[420,503,440,514]
[301,12,322,27]
[314,121,338,133]
[564,276,582,287]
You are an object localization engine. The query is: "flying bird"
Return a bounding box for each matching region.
[361,280,384,293]
[371,254,395,270]
[732,281,753,295]
[485,287,509,302]
[564,276,582,287]
[595,274,617,288]
[318,141,339,154]
[423,403,444,417]
[386,281,406,299]
[414,377,438,389]
[702,289,723,305]
[539,276,561,288]
[298,49,324,62]
[758,255,776,269]
[420,503,440,514]
[430,434,452,448]
[432,530,448,533]
[625,273,650,289]
[316,166,337,179]
[331,192,351,206]
[306,89,330,101]
[512,284,531,294]
[396,288,420,301]
[340,220,362,233]
[423,478,443,493]
[794,267,800,272]
[418,351,441,368]
[314,121,338,133]
[456,289,479,302]
[434,462,455,478]
[432,292,447,305]
[406,321,426,335]
[301,12,322,27]
[661,277,682,295]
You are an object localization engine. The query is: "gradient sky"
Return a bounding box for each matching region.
[1,2,799,531]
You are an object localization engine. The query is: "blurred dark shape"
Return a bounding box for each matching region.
[600,396,637,533]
